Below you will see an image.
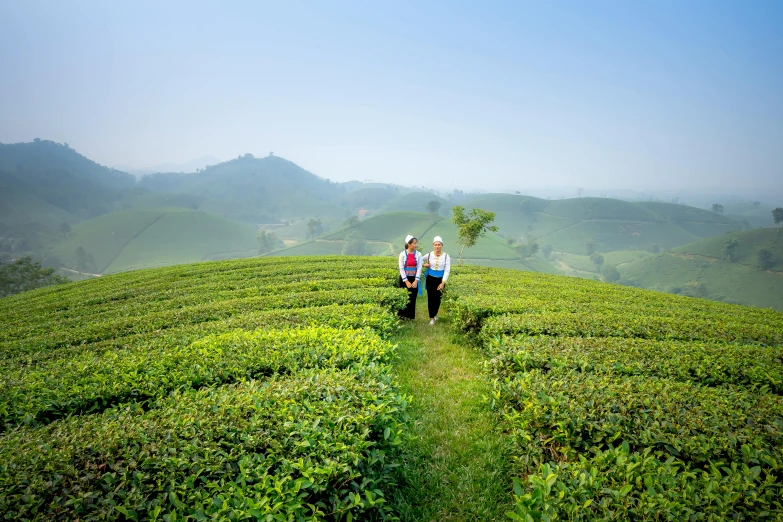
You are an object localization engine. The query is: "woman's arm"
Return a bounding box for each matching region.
[415,251,423,281]
[442,254,451,282]
[398,252,408,280]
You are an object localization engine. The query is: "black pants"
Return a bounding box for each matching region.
[398,275,418,319]
[426,274,443,319]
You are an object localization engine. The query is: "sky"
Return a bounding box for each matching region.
[1,0,781,195]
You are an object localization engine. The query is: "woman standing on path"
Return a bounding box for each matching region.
[422,236,451,325]
[398,235,423,320]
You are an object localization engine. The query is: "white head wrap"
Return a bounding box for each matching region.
[405,235,414,244]
[433,236,443,244]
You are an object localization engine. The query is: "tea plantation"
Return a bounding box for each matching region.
[1,257,782,520]
[0,257,409,521]
[446,267,783,520]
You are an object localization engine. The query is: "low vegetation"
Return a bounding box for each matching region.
[445,266,783,520]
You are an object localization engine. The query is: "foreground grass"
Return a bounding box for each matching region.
[390,300,514,521]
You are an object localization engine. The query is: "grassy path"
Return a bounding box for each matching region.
[390,299,514,521]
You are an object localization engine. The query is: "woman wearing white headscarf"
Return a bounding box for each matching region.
[397,234,422,320]
[422,236,450,325]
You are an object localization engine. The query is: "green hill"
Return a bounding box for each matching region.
[620,228,783,310]
[269,211,532,265]
[50,208,258,274]
[137,154,349,223]
[0,140,135,218]
[461,194,742,253]
[375,192,450,215]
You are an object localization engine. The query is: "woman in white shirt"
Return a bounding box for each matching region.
[422,236,451,325]
[397,235,423,320]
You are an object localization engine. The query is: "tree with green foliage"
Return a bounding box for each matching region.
[601,264,620,282]
[585,239,596,255]
[756,249,773,270]
[452,206,498,266]
[516,240,539,259]
[342,232,367,256]
[590,252,604,270]
[0,256,69,297]
[541,244,553,259]
[723,237,739,262]
[256,231,284,254]
[306,218,323,238]
[344,215,360,227]
[712,203,724,214]
[426,200,442,215]
[773,208,783,233]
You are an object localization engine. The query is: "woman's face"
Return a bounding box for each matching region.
[408,239,418,250]
[433,241,443,254]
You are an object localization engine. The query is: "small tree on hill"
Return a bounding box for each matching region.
[590,253,604,270]
[712,203,724,214]
[517,239,539,259]
[257,231,284,254]
[344,215,359,227]
[59,221,71,237]
[452,206,498,266]
[0,257,69,297]
[601,264,620,283]
[541,244,553,259]
[306,218,323,238]
[723,237,739,262]
[342,232,367,256]
[773,208,783,234]
[426,200,442,215]
[757,249,773,270]
[585,239,596,255]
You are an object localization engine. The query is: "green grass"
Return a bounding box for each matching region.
[391,299,514,521]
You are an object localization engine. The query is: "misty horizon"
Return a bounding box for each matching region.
[1,1,781,195]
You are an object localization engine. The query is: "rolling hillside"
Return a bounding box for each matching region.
[0,140,135,218]
[50,208,258,274]
[462,194,742,253]
[137,154,349,223]
[620,228,783,310]
[268,211,534,266]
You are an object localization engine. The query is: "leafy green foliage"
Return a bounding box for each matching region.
[256,230,284,254]
[452,206,498,266]
[774,207,783,226]
[442,266,783,520]
[0,256,410,520]
[0,256,69,297]
[724,236,740,262]
[342,232,367,256]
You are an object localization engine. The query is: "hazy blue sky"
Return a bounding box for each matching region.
[1,1,781,193]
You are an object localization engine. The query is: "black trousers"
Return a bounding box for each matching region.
[398,275,418,319]
[426,274,443,319]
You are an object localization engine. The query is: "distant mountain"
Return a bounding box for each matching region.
[116,156,223,177]
[137,154,349,222]
[0,140,135,218]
